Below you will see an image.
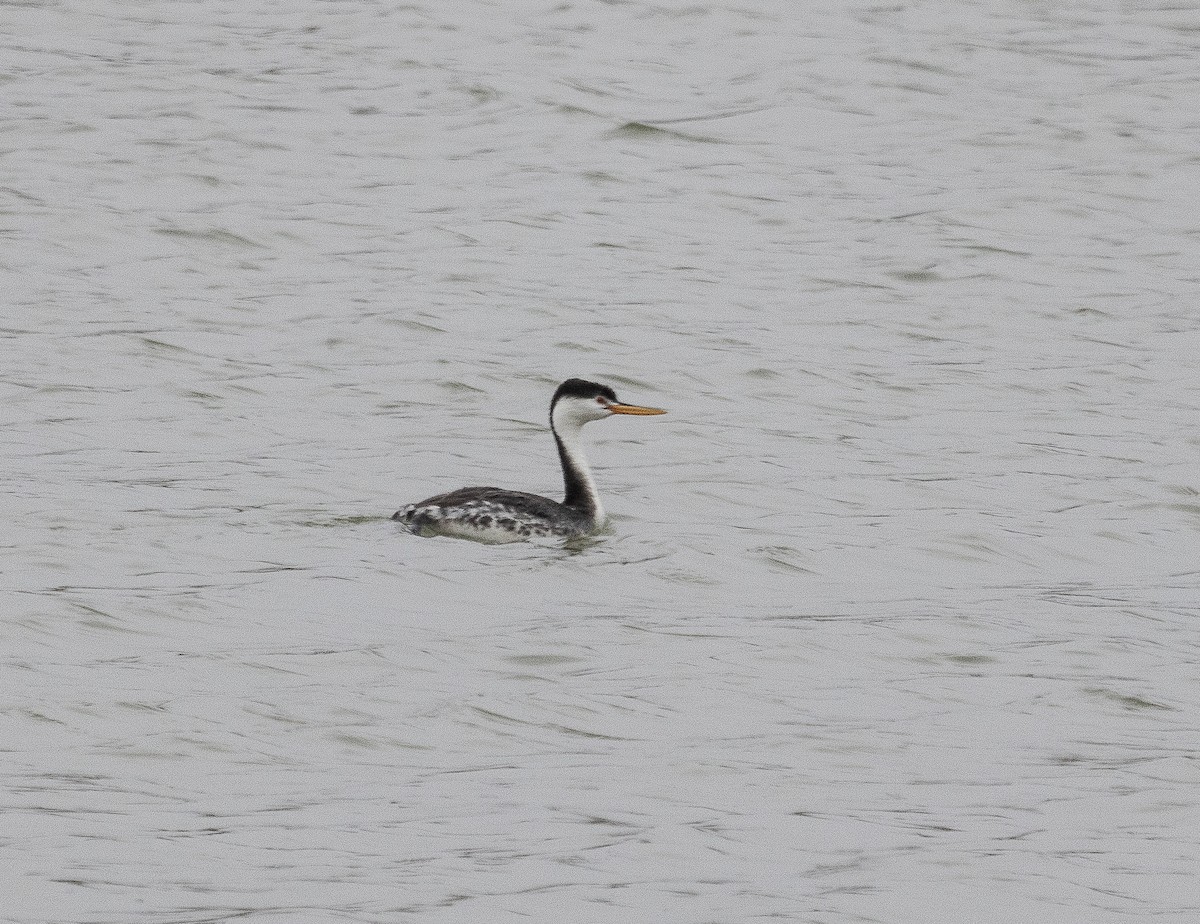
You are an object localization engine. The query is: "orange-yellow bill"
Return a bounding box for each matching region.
[609,403,667,416]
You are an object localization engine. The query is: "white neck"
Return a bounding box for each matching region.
[551,405,605,524]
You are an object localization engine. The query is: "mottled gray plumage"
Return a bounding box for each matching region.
[393,487,593,540]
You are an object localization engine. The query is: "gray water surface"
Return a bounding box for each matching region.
[4,1,1200,922]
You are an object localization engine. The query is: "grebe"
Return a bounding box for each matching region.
[392,378,666,543]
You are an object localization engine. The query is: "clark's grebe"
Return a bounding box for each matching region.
[392,378,666,543]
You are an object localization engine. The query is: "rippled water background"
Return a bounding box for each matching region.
[5,1,1200,921]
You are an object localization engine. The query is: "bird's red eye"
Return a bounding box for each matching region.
[596,397,606,405]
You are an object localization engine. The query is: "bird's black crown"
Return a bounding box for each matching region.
[552,378,619,406]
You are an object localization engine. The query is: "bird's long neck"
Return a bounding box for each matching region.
[552,417,603,523]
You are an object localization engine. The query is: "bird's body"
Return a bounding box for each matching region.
[392,379,665,544]
[394,486,594,542]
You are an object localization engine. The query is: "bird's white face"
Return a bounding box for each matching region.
[552,393,666,431]
[553,394,616,430]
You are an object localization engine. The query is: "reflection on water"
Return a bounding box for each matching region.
[4,1,1200,922]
